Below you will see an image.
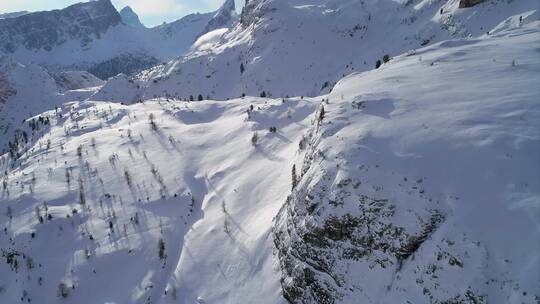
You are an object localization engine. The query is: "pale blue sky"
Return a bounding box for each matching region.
[0,0,244,27]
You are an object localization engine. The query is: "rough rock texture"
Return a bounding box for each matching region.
[459,0,487,8]
[202,0,237,35]
[88,53,159,80]
[0,0,121,53]
[241,0,271,26]
[0,57,18,104]
[52,70,105,91]
[273,114,447,303]
[0,72,16,104]
[119,6,145,28]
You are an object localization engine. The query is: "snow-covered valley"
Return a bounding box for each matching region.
[0,0,538,303]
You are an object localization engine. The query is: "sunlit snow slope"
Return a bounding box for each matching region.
[275,18,540,304]
[0,3,538,304]
[95,0,538,102]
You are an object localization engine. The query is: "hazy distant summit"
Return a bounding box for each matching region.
[120,6,145,28]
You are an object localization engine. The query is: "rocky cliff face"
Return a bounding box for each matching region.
[0,72,16,104]
[52,70,105,91]
[87,53,159,80]
[240,0,269,26]
[203,0,237,34]
[0,57,19,104]
[273,112,447,303]
[120,6,145,28]
[0,0,121,53]
[459,0,486,8]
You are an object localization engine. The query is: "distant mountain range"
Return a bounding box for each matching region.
[0,11,29,19]
[0,0,237,79]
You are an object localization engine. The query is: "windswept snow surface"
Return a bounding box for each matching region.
[0,3,538,304]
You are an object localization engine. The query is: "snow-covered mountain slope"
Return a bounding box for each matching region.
[0,56,58,153]
[0,56,104,155]
[52,71,105,92]
[147,0,237,63]
[274,19,540,304]
[98,0,537,102]
[0,0,237,79]
[0,9,538,304]
[0,93,317,303]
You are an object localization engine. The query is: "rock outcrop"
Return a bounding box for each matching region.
[120,6,145,28]
[0,0,121,53]
[459,0,486,8]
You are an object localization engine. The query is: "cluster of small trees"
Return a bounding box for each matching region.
[158,238,167,262]
[260,91,272,98]
[375,54,391,69]
[189,95,205,101]
[27,116,50,132]
[57,282,71,299]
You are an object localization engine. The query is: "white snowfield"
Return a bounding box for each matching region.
[94,0,539,102]
[0,1,538,304]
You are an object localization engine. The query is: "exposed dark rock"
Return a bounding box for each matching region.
[87,53,159,80]
[0,0,121,53]
[120,6,145,28]
[52,70,105,91]
[241,0,270,26]
[459,0,486,8]
[202,0,237,35]
[0,72,16,103]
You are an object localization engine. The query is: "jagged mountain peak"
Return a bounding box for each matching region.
[203,0,238,34]
[61,0,119,19]
[218,0,236,12]
[120,5,145,28]
[0,0,121,53]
